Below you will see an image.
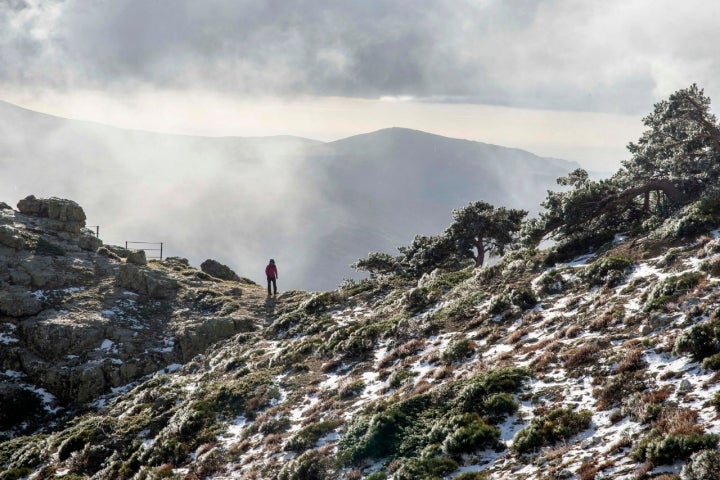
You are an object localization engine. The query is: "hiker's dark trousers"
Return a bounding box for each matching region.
[267,277,277,295]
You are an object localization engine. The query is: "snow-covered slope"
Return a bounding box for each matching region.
[5,197,720,479]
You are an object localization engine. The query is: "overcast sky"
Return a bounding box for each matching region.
[3,0,720,170]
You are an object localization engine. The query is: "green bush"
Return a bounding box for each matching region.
[702,353,720,370]
[284,420,341,453]
[675,318,720,361]
[537,269,566,295]
[342,394,434,461]
[513,408,592,453]
[388,369,416,390]
[455,367,530,414]
[646,271,704,311]
[582,255,635,287]
[441,337,475,364]
[0,467,32,480]
[393,456,458,480]
[482,393,519,422]
[633,432,719,464]
[675,198,720,238]
[404,287,434,313]
[278,449,334,480]
[682,449,720,480]
[510,288,538,310]
[488,295,511,315]
[441,414,500,454]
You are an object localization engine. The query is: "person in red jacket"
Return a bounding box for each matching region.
[265,259,278,296]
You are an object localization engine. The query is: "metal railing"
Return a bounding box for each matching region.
[125,241,164,260]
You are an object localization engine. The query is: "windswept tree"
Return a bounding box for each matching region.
[445,201,527,267]
[621,83,720,203]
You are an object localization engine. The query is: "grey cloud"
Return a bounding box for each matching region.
[2,0,720,113]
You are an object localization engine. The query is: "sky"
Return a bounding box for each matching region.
[3,0,720,171]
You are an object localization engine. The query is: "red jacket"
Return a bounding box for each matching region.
[265,264,278,279]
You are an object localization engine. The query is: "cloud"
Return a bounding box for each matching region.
[2,0,720,114]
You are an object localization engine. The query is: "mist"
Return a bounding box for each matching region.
[0,102,579,290]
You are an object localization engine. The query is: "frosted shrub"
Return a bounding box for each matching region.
[682,449,720,480]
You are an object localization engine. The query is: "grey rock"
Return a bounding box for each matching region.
[116,263,179,298]
[677,378,693,393]
[0,225,26,250]
[17,195,86,233]
[200,259,241,282]
[639,324,652,335]
[0,288,42,317]
[127,250,147,266]
[78,233,103,252]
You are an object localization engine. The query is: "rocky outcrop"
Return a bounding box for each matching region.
[200,259,241,281]
[116,263,179,298]
[17,195,86,234]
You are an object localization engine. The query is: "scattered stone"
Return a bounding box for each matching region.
[0,202,11,210]
[200,259,241,282]
[677,378,693,394]
[639,324,652,335]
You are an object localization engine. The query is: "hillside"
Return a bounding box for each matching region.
[0,101,579,290]
[3,192,720,479]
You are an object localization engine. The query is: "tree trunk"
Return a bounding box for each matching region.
[474,239,485,267]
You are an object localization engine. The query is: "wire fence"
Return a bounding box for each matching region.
[125,241,164,260]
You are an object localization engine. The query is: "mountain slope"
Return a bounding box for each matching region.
[3,195,720,479]
[0,101,579,290]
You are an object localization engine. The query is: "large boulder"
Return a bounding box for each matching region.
[200,259,241,282]
[17,195,86,233]
[116,264,179,298]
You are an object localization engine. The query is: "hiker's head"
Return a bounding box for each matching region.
[269,259,275,264]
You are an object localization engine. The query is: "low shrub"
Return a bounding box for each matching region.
[441,337,476,364]
[278,449,335,480]
[675,318,720,362]
[393,456,458,480]
[285,420,342,453]
[482,393,519,422]
[510,288,538,310]
[701,353,720,370]
[633,432,719,464]
[537,269,566,295]
[582,255,635,287]
[513,408,592,454]
[441,414,500,454]
[645,272,704,312]
[681,449,720,480]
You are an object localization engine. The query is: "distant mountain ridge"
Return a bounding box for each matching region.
[0,100,580,290]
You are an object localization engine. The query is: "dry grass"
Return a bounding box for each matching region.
[633,461,653,478]
[508,327,529,344]
[433,365,454,380]
[344,470,363,480]
[654,407,703,436]
[642,385,672,404]
[578,460,598,480]
[617,347,646,373]
[564,343,601,368]
[564,324,582,338]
